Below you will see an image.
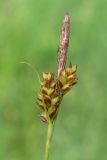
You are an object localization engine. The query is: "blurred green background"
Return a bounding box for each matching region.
[0,0,107,160]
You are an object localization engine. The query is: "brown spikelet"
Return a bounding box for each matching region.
[57,13,70,77]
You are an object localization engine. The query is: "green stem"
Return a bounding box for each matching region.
[44,120,53,160]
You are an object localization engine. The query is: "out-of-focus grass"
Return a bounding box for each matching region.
[0,0,107,160]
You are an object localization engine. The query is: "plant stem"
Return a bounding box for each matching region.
[44,120,54,160]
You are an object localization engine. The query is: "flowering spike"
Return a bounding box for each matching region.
[36,14,78,123]
[57,13,70,77]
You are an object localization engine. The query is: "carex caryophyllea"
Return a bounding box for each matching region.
[36,13,78,123]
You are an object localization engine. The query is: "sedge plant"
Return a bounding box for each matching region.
[36,13,78,160]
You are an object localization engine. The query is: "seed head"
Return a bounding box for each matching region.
[36,14,78,123]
